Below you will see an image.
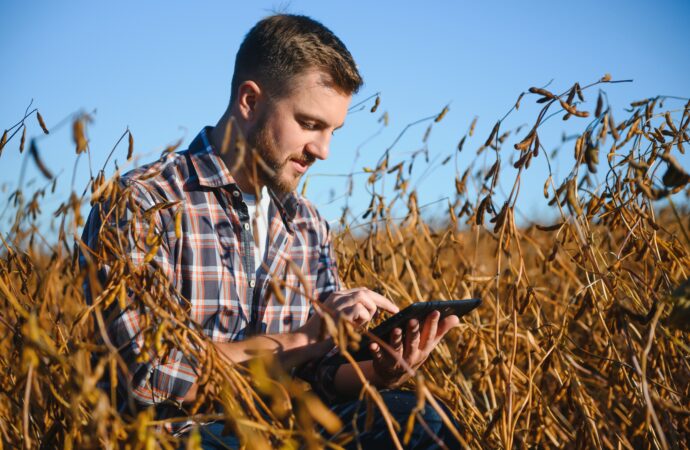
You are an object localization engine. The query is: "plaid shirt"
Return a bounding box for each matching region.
[81,127,341,416]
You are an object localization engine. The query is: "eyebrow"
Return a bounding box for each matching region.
[296,112,344,130]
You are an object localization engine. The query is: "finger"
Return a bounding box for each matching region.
[403,319,420,360]
[390,327,404,352]
[336,291,378,319]
[347,303,372,326]
[370,342,383,362]
[333,296,372,319]
[366,291,400,314]
[375,327,402,362]
[435,315,460,339]
[336,287,367,295]
[372,333,404,382]
[332,293,361,309]
[327,287,367,306]
[428,315,461,350]
[420,310,440,353]
[339,289,399,317]
[355,291,379,318]
[376,328,403,366]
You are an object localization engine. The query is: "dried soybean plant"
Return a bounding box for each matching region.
[333,75,690,449]
[1,73,689,449]
[0,110,353,450]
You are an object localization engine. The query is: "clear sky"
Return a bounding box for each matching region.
[1,0,688,232]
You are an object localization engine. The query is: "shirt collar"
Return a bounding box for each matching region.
[186,127,301,225]
[267,188,301,225]
[186,126,237,188]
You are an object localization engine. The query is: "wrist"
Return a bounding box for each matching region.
[299,314,324,345]
[371,363,407,389]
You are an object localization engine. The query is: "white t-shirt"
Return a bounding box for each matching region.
[242,186,271,274]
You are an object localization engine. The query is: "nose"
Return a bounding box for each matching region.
[306,134,331,161]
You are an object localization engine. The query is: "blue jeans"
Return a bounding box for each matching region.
[195,390,461,449]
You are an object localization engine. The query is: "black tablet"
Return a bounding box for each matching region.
[337,298,481,362]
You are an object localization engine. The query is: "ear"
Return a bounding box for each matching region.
[236,80,263,123]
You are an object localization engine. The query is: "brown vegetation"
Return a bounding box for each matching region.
[1,76,689,449]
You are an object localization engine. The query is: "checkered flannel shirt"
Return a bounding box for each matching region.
[81,127,342,421]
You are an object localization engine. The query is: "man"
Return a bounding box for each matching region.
[82,14,461,448]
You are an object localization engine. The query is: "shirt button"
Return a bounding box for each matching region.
[249,279,256,288]
[232,190,240,197]
[243,222,250,230]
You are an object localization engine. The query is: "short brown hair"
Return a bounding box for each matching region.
[230,14,363,104]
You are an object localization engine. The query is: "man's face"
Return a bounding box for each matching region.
[246,70,351,194]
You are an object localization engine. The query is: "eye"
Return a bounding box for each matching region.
[300,120,317,131]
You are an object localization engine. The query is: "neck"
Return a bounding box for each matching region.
[209,110,264,194]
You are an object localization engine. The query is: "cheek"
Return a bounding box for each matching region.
[272,123,307,156]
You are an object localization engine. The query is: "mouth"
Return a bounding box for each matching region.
[290,159,310,174]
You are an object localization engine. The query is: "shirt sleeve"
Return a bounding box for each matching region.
[81,179,195,407]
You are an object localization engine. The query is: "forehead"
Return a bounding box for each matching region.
[274,70,351,123]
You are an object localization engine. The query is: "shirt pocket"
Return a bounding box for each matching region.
[259,269,310,334]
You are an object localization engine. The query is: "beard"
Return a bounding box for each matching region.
[245,116,315,194]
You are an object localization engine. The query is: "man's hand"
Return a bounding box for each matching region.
[369,310,460,388]
[301,288,400,342]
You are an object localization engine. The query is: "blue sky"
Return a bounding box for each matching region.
[1,0,688,231]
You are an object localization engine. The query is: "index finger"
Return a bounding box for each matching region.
[366,290,400,314]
